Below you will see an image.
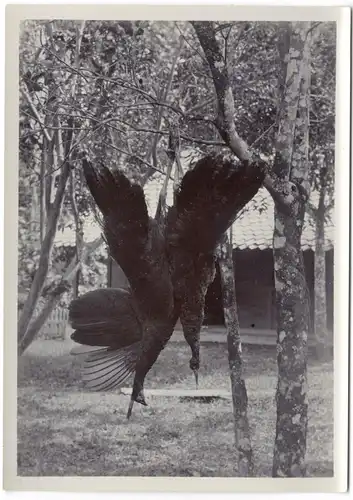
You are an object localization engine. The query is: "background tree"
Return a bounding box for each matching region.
[217,231,254,477]
[270,22,312,477]
[18,20,103,354]
[191,20,319,477]
[307,152,334,359]
[18,22,335,475]
[307,23,335,359]
[18,20,220,352]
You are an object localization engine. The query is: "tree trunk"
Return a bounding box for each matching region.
[314,156,329,359]
[191,22,250,162]
[217,233,254,477]
[272,23,311,478]
[18,21,86,350]
[18,237,103,355]
[39,141,46,244]
[272,208,310,477]
[143,37,184,182]
[17,126,74,344]
[191,20,314,477]
[30,180,40,249]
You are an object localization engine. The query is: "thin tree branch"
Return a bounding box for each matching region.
[174,22,210,66]
[98,139,170,178]
[179,134,224,147]
[249,122,276,148]
[18,236,103,355]
[186,96,215,115]
[144,36,185,181]
[20,87,52,142]
[17,122,75,342]
[70,20,86,98]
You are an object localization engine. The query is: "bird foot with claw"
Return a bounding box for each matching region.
[126,391,148,420]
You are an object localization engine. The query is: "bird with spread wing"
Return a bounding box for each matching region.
[69,153,266,418]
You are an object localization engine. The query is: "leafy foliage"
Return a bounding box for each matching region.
[18,19,335,322]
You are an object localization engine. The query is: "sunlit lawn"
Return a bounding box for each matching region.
[17,339,333,477]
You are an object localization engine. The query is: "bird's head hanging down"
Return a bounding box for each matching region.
[166,154,266,388]
[69,153,266,418]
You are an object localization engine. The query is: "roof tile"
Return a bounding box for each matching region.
[55,173,334,251]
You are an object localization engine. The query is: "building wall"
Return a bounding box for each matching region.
[109,248,334,332]
[205,248,334,332]
[110,257,130,290]
[205,249,275,328]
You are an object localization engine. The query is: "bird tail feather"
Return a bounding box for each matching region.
[69,288,142,348]
[80,342,141,391]
[69,288,143,391]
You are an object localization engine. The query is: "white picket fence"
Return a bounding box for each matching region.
[41,308,69,339]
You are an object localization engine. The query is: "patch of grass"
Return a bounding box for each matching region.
[17,340,333,477]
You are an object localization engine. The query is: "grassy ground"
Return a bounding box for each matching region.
[17,339,333,477]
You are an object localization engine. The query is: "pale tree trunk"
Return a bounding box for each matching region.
[69,168,84,299]
[18,237,103,355]
[192,20,314,477]
[17,127,74,343]
[313,155,330,359]
[271,23,311,478]
[39,142,46,244]
[191,22,251,162]
[192,24,254,476]
[217,232,254,477]
[30,180,40,250]
[143,37,184,184]
[18,21,86,351]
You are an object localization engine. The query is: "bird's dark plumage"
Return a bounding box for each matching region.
[168,154,266,253]
[73,160,176,416]
[70,154,266,416]
[70,288,142,347]
[69,288,143,391]
[166,154,266,380]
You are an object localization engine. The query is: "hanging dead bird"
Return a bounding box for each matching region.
[69,153,266,418]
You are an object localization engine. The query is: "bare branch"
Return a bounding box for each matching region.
[44,46,90,84]
[144,36,185,181]
[18,236,103,355]
[106,117,222,147]
[174,22,210,66]
[249,122,276,148]
[186,96,215,115]
[20,87,52,142]
[70,20,86,98]
[191,21,251,161]
[98,139,170,178]
[179,134,224,147]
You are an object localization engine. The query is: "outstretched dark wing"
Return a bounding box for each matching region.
[83,159,150,286]
[167,154,266,253]
[82,159,173,317]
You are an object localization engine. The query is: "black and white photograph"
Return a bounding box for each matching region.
[4,3,350,493]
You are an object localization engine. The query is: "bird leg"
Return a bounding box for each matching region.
[181,322,201,390]
[126,389,147,420]
[127,398,134,420]
[180,299,204,389]
[126,323,176,419]
[193,368,199,389]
